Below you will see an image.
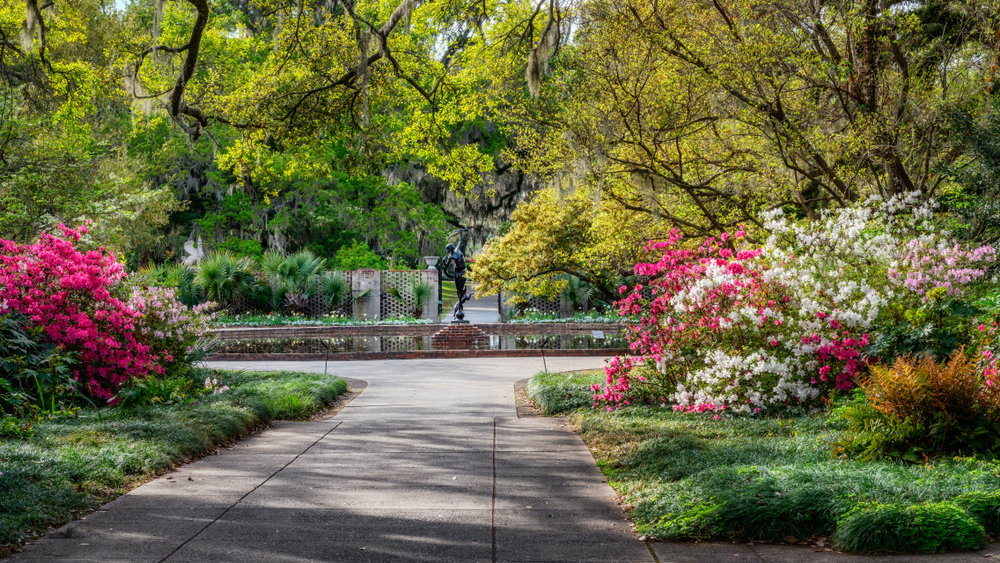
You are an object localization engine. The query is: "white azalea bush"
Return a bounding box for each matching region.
[596,193,995,414]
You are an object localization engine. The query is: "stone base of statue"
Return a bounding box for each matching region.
[431,324,488,349]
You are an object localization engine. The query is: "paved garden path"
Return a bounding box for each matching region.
[445,284,500,324]
[11,358,997,563]
[459,292,501,324]
[12,357,649,563]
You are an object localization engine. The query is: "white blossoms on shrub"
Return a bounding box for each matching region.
[601,192,996,414]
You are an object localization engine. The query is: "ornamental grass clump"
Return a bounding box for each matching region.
[833,348,1000,460]
[834,501,985,553]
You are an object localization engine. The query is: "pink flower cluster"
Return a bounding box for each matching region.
[130,286,216,378]
[888,240,994,299]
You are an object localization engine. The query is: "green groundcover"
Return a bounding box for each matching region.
[0,369,347,551]
[527,371,1000,554]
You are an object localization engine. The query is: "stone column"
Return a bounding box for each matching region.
[352,269,381,321]
[421,269,439,321]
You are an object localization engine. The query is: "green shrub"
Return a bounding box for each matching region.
[0,415,33,439]
[334,240,387,271]
[865,290,985,364]
[526,371,604,414]
[834,501,985,553]
[829,394,927,462]
[218,237,263,258]
[955,490,1000,535]
[0,313,79,417]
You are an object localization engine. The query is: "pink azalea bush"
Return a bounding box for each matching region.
[597,193,997,415]
[0,225,213,402]
[888,240,994,300]
[129,286,216,378]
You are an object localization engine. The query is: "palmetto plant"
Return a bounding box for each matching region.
[387,278,435,319]
[136,263,198,306]
[193,251,257,308]
[260,249,327,314]
[319,271,350,308]
[561,275,595,312]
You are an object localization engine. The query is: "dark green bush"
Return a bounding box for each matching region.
[0,313,79,416]
[865,293,984,364]
[834,501,985,553]
[955,490,1000,535]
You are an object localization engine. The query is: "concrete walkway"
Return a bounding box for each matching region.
[11,358,998,562]
[460,292,501,325]
[442,285,500,324]
[12,357,648,563]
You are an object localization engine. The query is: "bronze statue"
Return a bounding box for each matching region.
[442,229,473,323]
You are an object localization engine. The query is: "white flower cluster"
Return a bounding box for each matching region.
[669,193,970,413]
[761,192,941,330]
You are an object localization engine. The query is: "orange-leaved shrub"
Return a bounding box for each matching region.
[833,348,1000,461]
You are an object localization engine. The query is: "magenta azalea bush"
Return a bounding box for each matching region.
[597,193,996,415]
[0,225,213,402]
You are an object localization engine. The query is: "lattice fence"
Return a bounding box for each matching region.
[380,336,427,352]
[499,293,564,320]
[380,270,437,319]
[223,271,356,318]
[525,295,562,315]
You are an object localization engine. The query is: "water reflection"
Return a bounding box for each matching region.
[215,333,626,354]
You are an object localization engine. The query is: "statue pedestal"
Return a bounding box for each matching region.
[431,324,489,350]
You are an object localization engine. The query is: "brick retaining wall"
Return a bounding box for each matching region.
[211,324,441,340]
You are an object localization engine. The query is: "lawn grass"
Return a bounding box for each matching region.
[0,369,347,554]
[529,371,1000,554]
[526,370,604,414]
[441,282,459,317]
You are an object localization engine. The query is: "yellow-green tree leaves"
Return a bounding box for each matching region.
[472,186,663,302]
